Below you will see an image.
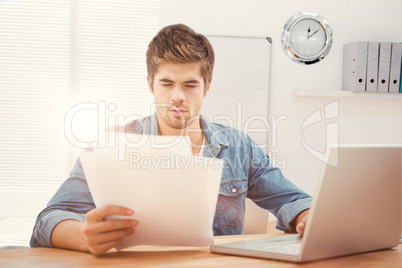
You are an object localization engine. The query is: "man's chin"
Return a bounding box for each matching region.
[166,116,189,129]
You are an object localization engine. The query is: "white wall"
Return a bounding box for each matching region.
[160,0,402,196]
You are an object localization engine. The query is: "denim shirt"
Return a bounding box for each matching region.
[30,113,311,248]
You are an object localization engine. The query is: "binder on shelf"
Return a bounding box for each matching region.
[366,42,379,92]
[342,41,368,92]
[377,42,392,92]
[400,60,402,93]
[389,42,402,93]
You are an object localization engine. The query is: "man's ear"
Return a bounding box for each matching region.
[204,83,211,97]
[147,75,154,95]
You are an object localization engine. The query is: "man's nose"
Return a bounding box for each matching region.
[170,85,185,104]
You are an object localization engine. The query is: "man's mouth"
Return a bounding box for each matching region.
[169,108,187,117]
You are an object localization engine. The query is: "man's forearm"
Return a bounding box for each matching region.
[51,220,88,252]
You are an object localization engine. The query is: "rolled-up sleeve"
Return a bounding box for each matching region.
[30,157,95,248]
[276,197,312,232]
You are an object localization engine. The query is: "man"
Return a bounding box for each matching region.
[30,24,311,255]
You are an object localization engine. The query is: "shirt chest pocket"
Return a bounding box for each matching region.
[216,178,248,229]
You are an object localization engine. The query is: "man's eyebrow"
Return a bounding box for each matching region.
[159,78,174,83]
[183,79,200,84]
[158,78,200,84]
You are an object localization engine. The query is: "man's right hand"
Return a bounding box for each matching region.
[82,205,137,255]
[51,205,137,255]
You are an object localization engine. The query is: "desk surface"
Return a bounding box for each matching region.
[0,234,401,268]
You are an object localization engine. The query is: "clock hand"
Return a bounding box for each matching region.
[307,26,310,38]
[308,29,319,39]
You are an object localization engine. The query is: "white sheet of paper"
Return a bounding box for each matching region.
[80,134,223,250]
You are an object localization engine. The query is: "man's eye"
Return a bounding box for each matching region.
[162,84,173,87]
[185,85,196,88]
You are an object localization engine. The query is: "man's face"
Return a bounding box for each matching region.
[148,62,209,130]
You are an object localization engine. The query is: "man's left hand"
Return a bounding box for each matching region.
[295,210,309,235]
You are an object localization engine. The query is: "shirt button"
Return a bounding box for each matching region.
[232,188,237,193]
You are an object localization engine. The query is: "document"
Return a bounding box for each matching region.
[80,134,223,250]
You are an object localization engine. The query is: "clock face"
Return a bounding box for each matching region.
[290,19,326,58]
[281,12,333,64]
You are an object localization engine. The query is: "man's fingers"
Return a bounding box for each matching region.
[85,227,135,250]
[88,239,122,256]
[86,205,134,222]
[296,214,309,235]
[296,222,306,235]
[83,205,137,255]
[99,219,138,233]
[84,219,138,235]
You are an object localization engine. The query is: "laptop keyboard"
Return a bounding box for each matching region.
[263,242,301,255]
[0,217,35,250]
[0,234,31,249]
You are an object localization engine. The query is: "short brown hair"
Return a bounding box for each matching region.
[146,24,215,90]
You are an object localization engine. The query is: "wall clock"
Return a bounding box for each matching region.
[281,11,333,65]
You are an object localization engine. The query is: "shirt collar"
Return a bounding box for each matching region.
[199,114,229,158]
[147,112,160,135]
[199,114,229,146]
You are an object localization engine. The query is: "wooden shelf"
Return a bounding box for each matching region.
[294,89,402,99]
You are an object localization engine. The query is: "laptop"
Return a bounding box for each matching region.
[210,145,402,263]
